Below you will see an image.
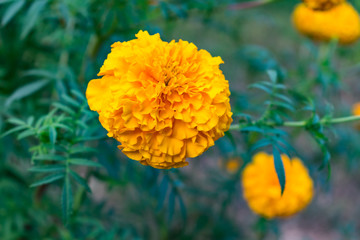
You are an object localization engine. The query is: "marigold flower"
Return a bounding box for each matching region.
[292,2,360,45]
[352,102,360,116]
[225,158,241,173]
[86,31,233,169]
[242,152,314,218]
[302,0,344,10]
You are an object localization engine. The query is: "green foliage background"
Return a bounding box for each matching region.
[1,0,360,239]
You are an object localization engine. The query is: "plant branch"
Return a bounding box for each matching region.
[229,115,360,130]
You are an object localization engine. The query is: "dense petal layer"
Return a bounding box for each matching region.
[86,30,233,169]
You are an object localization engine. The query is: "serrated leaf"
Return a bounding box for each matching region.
[30,172,65,187]
[33,155,66,161]
[21,0,47,39]
[1,0,25,26]
[69,169,91,193]
[273,147,286,195]
[68,158,102,167]
[5,79,50,107]
[28,164,65,172]
[62,176,73,223]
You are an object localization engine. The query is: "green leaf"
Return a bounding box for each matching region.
[69,146,97,155]
[49,126,56,145]
[30,172,65,187]
[52,102,76,115]
[167,189,176,222]
[5,79,50,107]
[28,164,65,172]
[17,129,36,140]
[68,158,102,167]
[0,125,27,138]
[53,123,73,133]
[1,0,25,27]
[70,89,86,101]
[33,154,66,161]
[7,117,26,125]
[69,169,91,193]
[267,70,277,83]
[62,175,73,223]
[0,0,15,4]
[22,69,56,79]
[21,0,47,39]
[62,94,80,108]
[272,147,286,195]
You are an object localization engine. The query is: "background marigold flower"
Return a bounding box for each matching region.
[242,152,314,218]
[292,2,360,45]
[225,157,241,174]
[302,0,344,10]
[352,102,360,116]
[86,30,233,169]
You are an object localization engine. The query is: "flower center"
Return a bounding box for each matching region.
[163,60,180,86]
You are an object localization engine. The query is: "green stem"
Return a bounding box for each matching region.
[229,115,360,131]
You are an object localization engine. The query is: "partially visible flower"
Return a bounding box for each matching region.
[225,157,241,174]
[302,0,344,10]
[86,30,233,169]
[352,102,360,116]
[242,152,314,218]
[292,2,360,45]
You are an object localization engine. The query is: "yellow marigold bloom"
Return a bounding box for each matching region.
[242,152,314,218]
[225,158,241,174]
[86,31,233,169]
[302,0,344,10]
[292,2,360,45]
[352,102,360,116]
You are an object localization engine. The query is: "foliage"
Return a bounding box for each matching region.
[2,0,360,239]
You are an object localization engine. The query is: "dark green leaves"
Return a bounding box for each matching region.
[5,79,50,107]
[30,172,65,187]
[272,147,286,195]
[21,0,47,39]
[1,0,25,26]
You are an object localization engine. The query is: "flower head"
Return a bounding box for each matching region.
[292,2,360,45]
[86,30,233,169]
[352,102,360,116]
[242,152,314,218]
[225,157,241,174]
[302,0,344,10]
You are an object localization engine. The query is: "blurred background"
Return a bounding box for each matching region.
[1,0,360,239]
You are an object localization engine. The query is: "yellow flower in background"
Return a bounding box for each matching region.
[225,157,241,174]
[292,2,360,45]
[352,102,360,116]
[242,152,314,218]
[86,30,233,169]
[302,0,344,10]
